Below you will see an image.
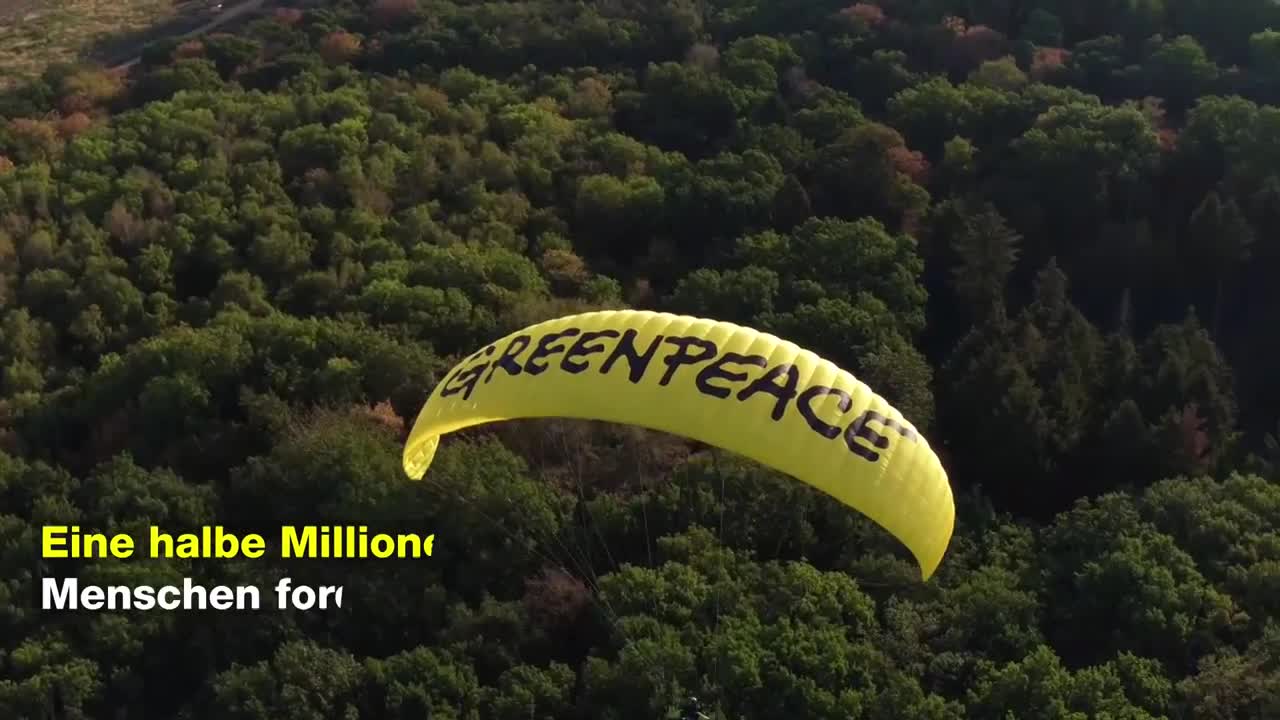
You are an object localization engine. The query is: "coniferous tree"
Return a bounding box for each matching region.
[948,201,1022,323]
[1186,191,1255,336]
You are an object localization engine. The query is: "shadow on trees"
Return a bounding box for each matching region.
[81,1,218,67]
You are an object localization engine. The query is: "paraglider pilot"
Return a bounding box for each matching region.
[681,695,710,720]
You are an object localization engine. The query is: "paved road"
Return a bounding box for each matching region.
[111,0,268,70]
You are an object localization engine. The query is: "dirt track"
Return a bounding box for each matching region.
[0,0,268,85]
[0,0,46,22]
[110,0,270,69]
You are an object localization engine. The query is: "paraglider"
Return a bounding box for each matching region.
[402,310,955,580]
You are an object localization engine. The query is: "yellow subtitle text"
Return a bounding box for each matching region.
[40,525,435,559]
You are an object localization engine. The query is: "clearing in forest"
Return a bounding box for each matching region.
[0,0,212,86]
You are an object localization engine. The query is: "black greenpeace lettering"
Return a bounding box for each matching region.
[441,361,488,401]
[695,352,767,398]
[601,329,666,383]
[484,335,532,383]
[525,328,581,375]
[736,363,799,421]
[658,336,719,386]
[797,385,853,439]
[440,344,498,399]
[843,409,918,461]
[562,329,620,374]
[439,364,465,392]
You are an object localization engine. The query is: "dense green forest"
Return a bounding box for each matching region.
[2,0,1280,717]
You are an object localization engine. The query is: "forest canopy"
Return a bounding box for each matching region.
[1,0,1279,717]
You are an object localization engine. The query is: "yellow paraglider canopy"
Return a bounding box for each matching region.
[403,310,955,580]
